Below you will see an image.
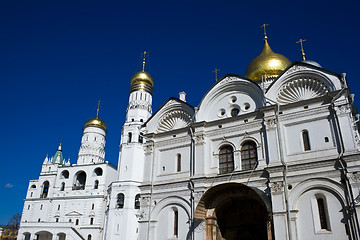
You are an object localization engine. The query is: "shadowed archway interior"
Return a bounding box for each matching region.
[195,183,271,240]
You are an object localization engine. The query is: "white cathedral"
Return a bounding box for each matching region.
[17,35,360,240]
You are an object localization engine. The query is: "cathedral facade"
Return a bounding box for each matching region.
[17,37,360,240]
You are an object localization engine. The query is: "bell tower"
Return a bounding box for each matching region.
[105,52,154,240]
[77,101,107,165]
[117,52,153,181]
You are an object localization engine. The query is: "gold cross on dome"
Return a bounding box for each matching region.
[260,24,269,39]
[296,39,307,61]
[142,51,147,71]
[213,68,220,81]
[96,100,101,118]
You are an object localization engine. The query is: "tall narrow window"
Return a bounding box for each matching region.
[94,180,99,189]
[139,135,143,143]
[177,154,181,172]
[117,193,125,209]
[88,235,92,240]
[241,141,258,170]
[92,204,95,210]
[302,130,311,151]
[174,209,179,237]
[90,218,94,225]
[128,132,132,143]
[135,194,140,209]
[60,182,65,191]
[219,145,234,174]
[317,197,330,230]
[41,181,50,198]
[75,219,79,225]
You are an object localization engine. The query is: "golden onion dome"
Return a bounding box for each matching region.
[245,37,291,82]
[84,116,107,132]
[130,70,154,94]
[130,70,154,87]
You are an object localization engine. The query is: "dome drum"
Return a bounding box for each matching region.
[130,82,153,94]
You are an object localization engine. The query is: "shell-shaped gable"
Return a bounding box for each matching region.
[144,98,195,134]
[196,75,265,122]
[266,62,343,104]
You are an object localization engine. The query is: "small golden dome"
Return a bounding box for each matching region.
[84,116,107,132]
[130,70,154,87]
[245,38,291,81]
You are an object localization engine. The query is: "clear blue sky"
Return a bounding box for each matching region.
[0,0,359,224]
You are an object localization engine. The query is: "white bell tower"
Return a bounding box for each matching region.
[118,51,153,181]
[105,52,154,240]
[77,101,107,165]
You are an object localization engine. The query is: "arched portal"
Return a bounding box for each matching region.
[35,231,53,240]
[195,183,271,240]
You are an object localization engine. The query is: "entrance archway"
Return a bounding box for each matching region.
[35,231,53,240]
[195,183,271,240]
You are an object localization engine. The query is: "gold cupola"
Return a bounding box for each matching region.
[245,36,291,82]
[130,51,154,94]
[84,101,107,132]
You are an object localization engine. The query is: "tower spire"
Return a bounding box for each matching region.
[260,24,269,41]
[142,51,147,72]
[296,38,307,61]
[96,100,101,118]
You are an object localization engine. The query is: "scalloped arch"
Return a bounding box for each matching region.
[277,78,328,104]
[157,110,192,133]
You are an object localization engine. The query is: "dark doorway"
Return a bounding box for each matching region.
[216,197,268,240]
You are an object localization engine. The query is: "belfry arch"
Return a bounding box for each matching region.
[194,183,272,240]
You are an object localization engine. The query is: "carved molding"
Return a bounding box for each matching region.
[335,104,351,116]
[264,117,276,129]
[284,65,307,75]
[277,78,328,104]
[144,142,154,156]
[270,182,283,194]
[157,110,192,133]
[194,134,205,145]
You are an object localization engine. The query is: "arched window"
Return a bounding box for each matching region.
[302,130,311,151]
[173,208,179,237]
[41,181,50,198]
[316,195,330,230]
[87,235,92,240]
[73,171,86,190]
[60,182,65,191]
[135,194,141,209]
[219,145,234,174]
[231,108,239,117]
[128,132,132,143]
[117,193,125,209]
[90,218,94,225]
[94,180,99,189]
[30,185,36,189]
[60,170,69,179]
[241,141,258,170]
[24,233,31,240]
[176,154,181,172]
[94,168,103,176]
[75,219,79,225]
[139,135,143,143]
